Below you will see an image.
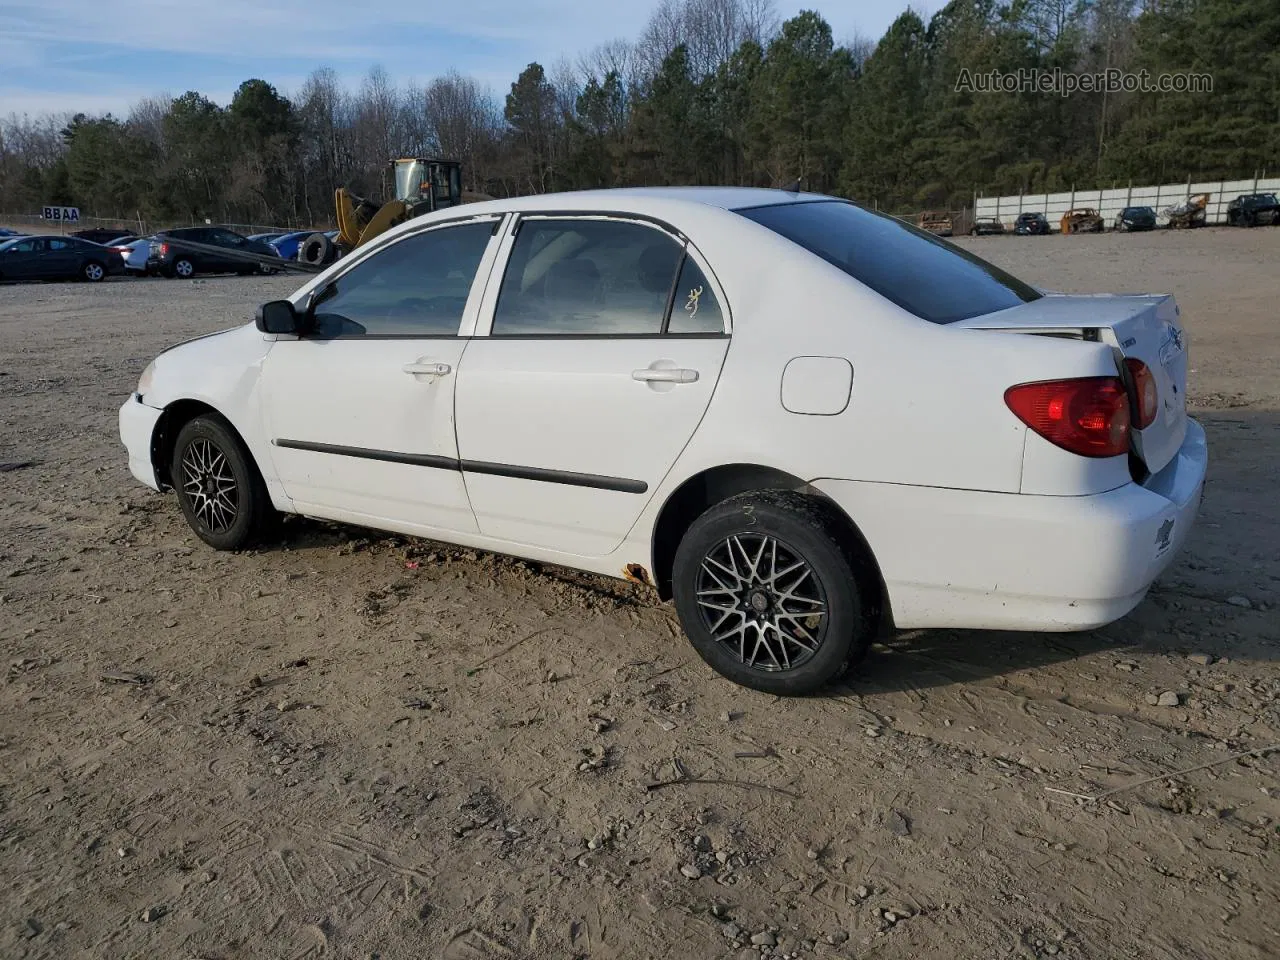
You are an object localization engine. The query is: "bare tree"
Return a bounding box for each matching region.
[578,39,641,92]
[351,65,406,195]
[424,71,502,192]
[127,95,172,148]
[842,30,877,71]
[636,0,779,79]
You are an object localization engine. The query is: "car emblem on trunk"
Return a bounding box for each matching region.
[1159,325,1185,366]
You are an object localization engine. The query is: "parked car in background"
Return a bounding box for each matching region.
[118,237,154,276]
[1225,193,1280,227]
[968,216,1005,236]
[1060,208,1105,234]
[0,234,123,282]
[105,236,138,266]
[268,231,312,261]
[1164,194,1209,229]
[73,227,136,245]
[120,187,1206,695]
[148,227,278,278]
[249,232,288,245]
[1114,207,1157,231]
[270,229,339,262]
[0,227,26,240]
[1014,212,1050,235]
[916,210,953,236]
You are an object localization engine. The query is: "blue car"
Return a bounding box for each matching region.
[268,231,311,261]
[270,229,339,261]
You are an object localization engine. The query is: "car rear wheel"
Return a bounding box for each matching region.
[173,257,195,279]
[172,415,272,551]
[672,491,872,695]
[82,261,106,282]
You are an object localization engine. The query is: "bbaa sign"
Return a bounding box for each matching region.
[42,205,81,223]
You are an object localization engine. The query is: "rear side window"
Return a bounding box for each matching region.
[741,201,1041,324]
[667,256,724,334]
[492,219,683,335]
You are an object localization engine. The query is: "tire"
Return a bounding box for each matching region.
[172,257,195,279]
[171,415,272,551]
[81,260,106,282]
[672,491,873,695]
[298,233,333,266]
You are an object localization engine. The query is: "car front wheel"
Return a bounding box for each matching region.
[672,491,873,695]
[172,415,272,550]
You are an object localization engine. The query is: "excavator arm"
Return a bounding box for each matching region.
[334,187,408,251]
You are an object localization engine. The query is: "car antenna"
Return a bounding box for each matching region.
[781,177,802,194]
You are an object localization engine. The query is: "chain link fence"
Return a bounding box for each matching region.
[0,212,325,238]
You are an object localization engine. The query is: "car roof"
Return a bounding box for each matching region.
[358,185,833,254]
[454,186,826,218]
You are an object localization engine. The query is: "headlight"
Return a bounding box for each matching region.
[137,361,156,396]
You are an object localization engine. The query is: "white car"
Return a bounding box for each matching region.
[119,188,1207,694]
[118,237,153,276]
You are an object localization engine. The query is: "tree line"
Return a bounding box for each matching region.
[0,0,1274,229]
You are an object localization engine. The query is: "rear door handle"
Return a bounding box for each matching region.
[632,367,699,384]
[403,361,452,377]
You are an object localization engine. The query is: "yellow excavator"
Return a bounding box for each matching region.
[297,158,469,266]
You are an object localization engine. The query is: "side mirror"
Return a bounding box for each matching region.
[256,299,305,335]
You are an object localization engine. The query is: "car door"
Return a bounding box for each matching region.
[260,216,504,535]
[1,239,40,279]
[46,238,80,278]
[210,229,250,271]
[454,214,731,557]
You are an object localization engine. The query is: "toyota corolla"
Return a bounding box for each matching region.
[120,187,1207,695]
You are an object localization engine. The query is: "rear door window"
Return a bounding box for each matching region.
[492,219,683,336]
[739,200,1040,324]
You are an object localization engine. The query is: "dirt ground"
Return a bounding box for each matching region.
[1,227,1277,960]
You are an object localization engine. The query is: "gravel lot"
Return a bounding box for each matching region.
[2,228,1278,960]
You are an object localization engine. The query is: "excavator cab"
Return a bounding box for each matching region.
[332,158,463,257]
[393,158,462,212]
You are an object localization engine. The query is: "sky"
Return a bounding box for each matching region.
[0,0,936,118]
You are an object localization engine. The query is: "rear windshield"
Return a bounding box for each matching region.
[739,200,1041,324]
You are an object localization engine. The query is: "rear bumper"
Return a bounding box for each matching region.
[814,419,1207,632]
[119,393,163,491]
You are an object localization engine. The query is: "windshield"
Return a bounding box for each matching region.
[739,200,1042,324]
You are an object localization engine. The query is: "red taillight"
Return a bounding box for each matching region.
[158,242,169,255]
[1125,358,1158,429]
[1005,377,1131,458]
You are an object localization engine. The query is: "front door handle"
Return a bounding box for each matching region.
[403,361,452,377]
[632,367,699,384]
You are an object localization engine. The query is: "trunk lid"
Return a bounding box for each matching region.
[955,294,1189,475]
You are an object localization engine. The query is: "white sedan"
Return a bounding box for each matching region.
[119,188,1207,694]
